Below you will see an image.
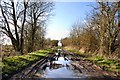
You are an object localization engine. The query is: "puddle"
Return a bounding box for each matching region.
[34,55,89,78]
[10,51,118,80]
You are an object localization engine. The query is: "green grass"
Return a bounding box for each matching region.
[84,56,120,74]
[67,49,90,58]
[2,49,54,79]
[67,49,80,54]
[67,49,120,75]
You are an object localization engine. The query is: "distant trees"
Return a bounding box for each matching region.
[0,0,54,54]
[69,21,83,47]
[45,39,58,48]
[63,21,99,53]
[62,2,120,57]
[62,37,71,47]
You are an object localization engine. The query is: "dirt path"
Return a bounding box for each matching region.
[9,54,55,79]
[63,50,119,79]
[10,50,119,80]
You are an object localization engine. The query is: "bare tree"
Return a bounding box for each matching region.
[64,2,119,55]
[86,2,119,55]
[0,0,28,54]
[96,2,119,55]
[69,21,84,47]
[25,1,54,52]
[24,23,46,52]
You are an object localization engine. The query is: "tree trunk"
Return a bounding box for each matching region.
[20,1,27,54]
[10,36,20,52]
[99,37,106,56]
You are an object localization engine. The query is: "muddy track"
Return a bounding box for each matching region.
[63,50,119,79]
[9,54,56,80]
[9,50,119,80]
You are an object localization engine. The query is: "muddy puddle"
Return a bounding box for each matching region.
[10,51,118,80]
[34,54,90,78]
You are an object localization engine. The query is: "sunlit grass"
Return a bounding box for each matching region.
[67,49,120,75]
[84,56,120,74]
[2,49,54,79]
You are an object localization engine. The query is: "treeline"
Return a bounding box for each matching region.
[62,2,120,59]
[0,0,54,55]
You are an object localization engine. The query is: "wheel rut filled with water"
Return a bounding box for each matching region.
[10,49,119,80]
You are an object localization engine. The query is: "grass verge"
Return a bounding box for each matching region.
[85,56,120,74]
[67,49,120,76]
[1,49,54,79]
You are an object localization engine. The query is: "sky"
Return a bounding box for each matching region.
[0,2,97,45]
[45,2,97,40]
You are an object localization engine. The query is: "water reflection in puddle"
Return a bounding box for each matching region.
[35,56,88,78]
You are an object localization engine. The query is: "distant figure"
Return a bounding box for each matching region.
[58,40,62,47]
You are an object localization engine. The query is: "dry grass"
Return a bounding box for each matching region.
[1,45,16,58]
